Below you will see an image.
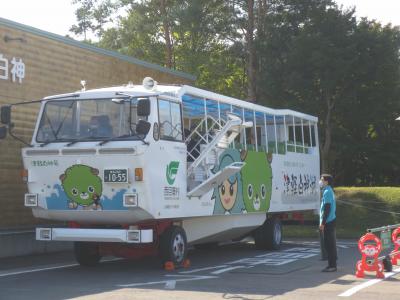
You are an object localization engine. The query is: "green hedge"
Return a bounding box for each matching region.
[284,187,400,239]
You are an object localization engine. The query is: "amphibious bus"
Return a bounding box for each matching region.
[0,77,320,267]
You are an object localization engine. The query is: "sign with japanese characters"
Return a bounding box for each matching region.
[0,53,25,84]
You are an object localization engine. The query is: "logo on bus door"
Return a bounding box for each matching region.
[166,161,180,185]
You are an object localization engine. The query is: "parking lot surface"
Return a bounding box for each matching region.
[0,238,399,300]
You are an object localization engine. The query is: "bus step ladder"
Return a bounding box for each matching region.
[187,162,245,197]
[187,113,249,177]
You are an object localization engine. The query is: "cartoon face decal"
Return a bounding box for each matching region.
[219,176,238,211]
[60,164,103,210]
[212,149,245,214]
[240,151,273,212]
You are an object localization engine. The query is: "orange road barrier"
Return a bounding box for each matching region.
[164,261,175,271]
[355,233,384,279]
[390,227,400,266]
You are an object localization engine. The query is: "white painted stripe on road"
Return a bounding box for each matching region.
[0,258,121,278]
[0,263,79,278]
[118,275,217,288]
[164,280,176,289]
[211,266,245,274]
[179,265,228,274]
[338,267,400,297]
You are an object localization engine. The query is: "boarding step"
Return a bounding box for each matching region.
[216,119,253,148]
[187,162,245,197]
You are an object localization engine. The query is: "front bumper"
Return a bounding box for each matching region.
[36,227,153,243]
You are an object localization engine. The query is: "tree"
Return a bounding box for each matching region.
[70,0,117,40]
[70,0,400,185]
[72,0,246,96]
[257,0,355,172]
[256,0,400,185]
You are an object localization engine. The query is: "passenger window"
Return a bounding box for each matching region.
[274,116,286,154]
[158,99,183,141]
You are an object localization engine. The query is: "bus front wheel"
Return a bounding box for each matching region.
[160,226,188,266]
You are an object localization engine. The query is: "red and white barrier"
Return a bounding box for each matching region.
[355,233,384,278]
[390,227,400,266]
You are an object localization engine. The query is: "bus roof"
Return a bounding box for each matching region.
[44,82,318,122]
[178,85,318,122]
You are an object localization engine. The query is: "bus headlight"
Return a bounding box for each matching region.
[36,228,52,240]
[24,194,38,207]
[123,193,138,207]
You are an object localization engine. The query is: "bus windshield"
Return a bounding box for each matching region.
[36,98,147,143]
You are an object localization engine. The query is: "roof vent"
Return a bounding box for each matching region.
[80,80,86,91]
[142,77,157,90]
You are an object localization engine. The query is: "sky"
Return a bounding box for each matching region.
[0,0,399,40]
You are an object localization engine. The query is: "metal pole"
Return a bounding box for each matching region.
[367,224,400,233]
[253,110,258,152]
[242,108,247,150]
[264,113,268,153]
[204,98,208,143]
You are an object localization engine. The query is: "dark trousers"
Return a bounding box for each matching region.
[323,219,337,268]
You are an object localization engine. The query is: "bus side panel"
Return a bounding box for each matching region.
[183,148,274,217]
[146,140,188,219]
[269,152,320,213]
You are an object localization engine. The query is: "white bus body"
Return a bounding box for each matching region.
[2,79,320,266]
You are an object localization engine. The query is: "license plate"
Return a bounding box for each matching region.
[103,169,128,183]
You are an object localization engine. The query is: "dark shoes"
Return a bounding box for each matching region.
[322,266,337,272]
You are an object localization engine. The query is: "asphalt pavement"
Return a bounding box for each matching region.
[0,238,399,300]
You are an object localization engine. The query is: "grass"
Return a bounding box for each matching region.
[283,187,400,239]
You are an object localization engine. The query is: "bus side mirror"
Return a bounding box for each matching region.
[136,120,151,135]
[1,106,11,125]
[0,126,7,139]
[137,98,150,116]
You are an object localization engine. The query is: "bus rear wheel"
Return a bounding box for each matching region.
[254,218,282,250]
[74,242,101,267]
[160,226,188,266]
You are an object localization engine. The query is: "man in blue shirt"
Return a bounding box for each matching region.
[319,174,337,272]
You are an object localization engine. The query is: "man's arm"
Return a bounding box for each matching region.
[321,203,331,225]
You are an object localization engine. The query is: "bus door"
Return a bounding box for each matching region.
[149,97,186,215]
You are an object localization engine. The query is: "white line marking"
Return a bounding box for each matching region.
[179,265,228,274]
[0,258,121,278]
[0,263,79,278]
[118,275,217,287]
[338,267,400,297]
[211,266,245,274]
[164,280,176,289]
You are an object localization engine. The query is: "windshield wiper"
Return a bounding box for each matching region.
[65,136,108,147]
[40,140,54,147]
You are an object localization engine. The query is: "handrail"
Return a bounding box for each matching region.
[367,224,400,233]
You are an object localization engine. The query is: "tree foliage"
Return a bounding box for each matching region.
[70,0,400,186]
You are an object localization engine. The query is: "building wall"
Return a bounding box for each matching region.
[0,18,194,229]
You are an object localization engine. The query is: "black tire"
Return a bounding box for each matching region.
[193,242,219,250]
[74,242,101,267]
[254,218,282,250]
[160,226,188,265]
[383,255,393,272]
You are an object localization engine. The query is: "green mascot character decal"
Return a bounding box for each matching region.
[60,164,103,210]
[240,150,273,212]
